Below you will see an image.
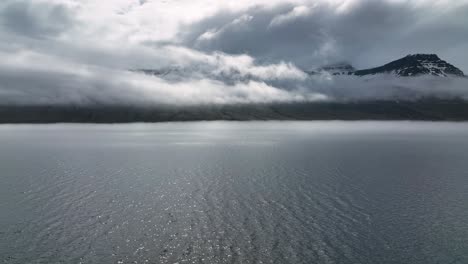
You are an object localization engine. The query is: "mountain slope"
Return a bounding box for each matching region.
[354,54,465,77]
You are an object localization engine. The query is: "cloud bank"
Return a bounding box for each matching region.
[180,0,468,69]
[0,0,467,107]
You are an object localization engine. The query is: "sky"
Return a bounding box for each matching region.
[0,0,467,106]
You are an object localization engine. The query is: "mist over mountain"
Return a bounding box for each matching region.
[0,0,468,122]
[1,52,468,123]
[131,53,468,103]
[136,53,466,85]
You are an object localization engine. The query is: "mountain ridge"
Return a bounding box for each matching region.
[353,54,465,77]
[310,54,465,77]
[137,54,465,79]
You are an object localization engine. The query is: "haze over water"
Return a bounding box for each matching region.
[1,121,468,264]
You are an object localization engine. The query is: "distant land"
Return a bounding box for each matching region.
[2,99,468,123]
[1,54,468,123]
[305,54,465,77]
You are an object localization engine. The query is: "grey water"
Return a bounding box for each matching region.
[1,122,468,264]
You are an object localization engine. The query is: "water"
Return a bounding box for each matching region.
[1,121,468,264]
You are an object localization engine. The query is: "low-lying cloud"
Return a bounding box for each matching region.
[1,48,468,107]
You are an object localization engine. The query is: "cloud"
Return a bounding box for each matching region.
[197,14,254,42]
[0,49,324,106]
[161,46,308,81]
[0,0,75,39]
[303,74,468,101]
[180,0,468,71]
[269,5,312,28]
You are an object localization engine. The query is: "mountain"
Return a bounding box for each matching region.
[353,54,465,77]
[308,54,465,77]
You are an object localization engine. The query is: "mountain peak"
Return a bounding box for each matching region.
[405,54,440,60]
[353,54,464,77]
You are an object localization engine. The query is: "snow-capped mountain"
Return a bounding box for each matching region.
[353,54,465,77]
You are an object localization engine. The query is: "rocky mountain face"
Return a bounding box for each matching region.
[353,54,465,77]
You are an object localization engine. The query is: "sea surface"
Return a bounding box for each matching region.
[1,121,468,264]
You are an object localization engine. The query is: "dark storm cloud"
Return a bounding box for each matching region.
[0,0,74,39]
[179,0,468,71]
